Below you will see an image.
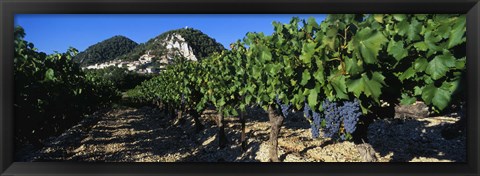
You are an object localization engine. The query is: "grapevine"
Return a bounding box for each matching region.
[125,14,466,161]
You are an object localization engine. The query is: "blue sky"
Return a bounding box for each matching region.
[14,14,326,54]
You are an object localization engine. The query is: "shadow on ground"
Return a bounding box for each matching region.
[368,118,466,162]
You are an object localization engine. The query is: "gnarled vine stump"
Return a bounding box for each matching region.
[268,104,284,162]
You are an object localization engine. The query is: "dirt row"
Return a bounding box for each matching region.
[16,106,466,162]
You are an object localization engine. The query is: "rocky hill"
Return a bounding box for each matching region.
[82,28,225,73]
[74,35,138,66]
[117,28,225,62]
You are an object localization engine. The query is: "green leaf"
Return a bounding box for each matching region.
[447,15,466,49]
[373,14,384,23]
[293,92,305,109]
[387,39,408,61]
[455,57,466,70]
[421,83,451,110]
[414,58,429,72]
[414,86,423,96]
[308,17,319,28]
[400,94,416,105]
[347,72,385,102]
[436,22,452,39]
[393,14,407,21]
[324,27,338,50]
[326,27,337,38]
[290,79,297,86]
[269,64,282,76]
[44,68,55,81]
[330,74,348,99]
[344,55,363,76]
[413,42,428,51]
[348,27,388,64]
[300,70,311,86]
[217,97,226,107]
[397,18,421,42]
[415,14,428,20]
[299,42,316,65]
[425,52,456,80]
[399,67,415,81]
[259,46,272,62]
[252,65,262,79]
[308,88,318,108]
[424,31,443,52]
[245,94,253,104]
[444,79,460,93]
[313,69,325,84]
[284,64,294,76]
[230,109,239,116]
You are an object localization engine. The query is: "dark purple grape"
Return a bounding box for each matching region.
[275,94,291,117]
[304,101,311,118]
[339,99,361,134]
[310,111,322,138]
[322,100,340,138]
[311,123,319,138]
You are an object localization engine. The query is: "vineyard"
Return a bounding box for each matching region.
[14,14,466,162]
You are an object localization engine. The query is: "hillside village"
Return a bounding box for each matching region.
[83,52,160,74]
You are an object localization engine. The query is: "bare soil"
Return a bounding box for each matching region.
[16,106,466,162]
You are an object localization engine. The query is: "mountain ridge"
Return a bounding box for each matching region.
[79,28,226,73]
[74,35,138,66]
[116,28,225,62]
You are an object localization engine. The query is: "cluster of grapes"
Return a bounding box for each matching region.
[303,102,322,138]
[322,100,341,138]
[339,99,361,134]
[304,98,363,140]
[275,94,291,118]
[311,111,321,138]
[303,101,311,118]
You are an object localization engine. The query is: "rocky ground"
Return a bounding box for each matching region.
[16,106,466,162]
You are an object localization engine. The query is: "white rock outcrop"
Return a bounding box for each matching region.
[163,33,197,61]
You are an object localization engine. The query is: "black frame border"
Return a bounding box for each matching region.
[1,0,479,176]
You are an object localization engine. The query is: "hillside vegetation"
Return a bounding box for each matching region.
[74,35,138,66]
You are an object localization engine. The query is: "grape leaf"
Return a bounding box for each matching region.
[397,18,421,42]
[44,68,56,82]
[300,42,317,65]
[308,88,318,108]
[425,52,456,80]
[344,55,363,76]
[330,74,348,99]
[387,39,408,61]
[424,31,443,52]
[399,67,415,82]
[447,15,466,49]
[348,27,388,64]
[413,41,428,51]
[259,45,272,62]
[347,72,385,102]
[373,14,384,23]
[300,70,311,86]
[421,83,451,110]
[400,93,416,105]
[393,14,407,21]
[313,69,325,84]
[414,58,428,72]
